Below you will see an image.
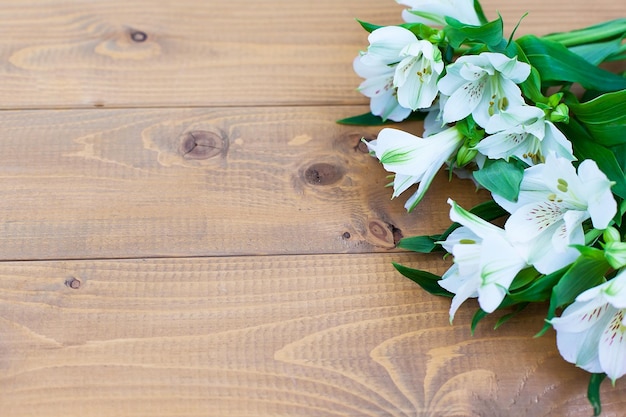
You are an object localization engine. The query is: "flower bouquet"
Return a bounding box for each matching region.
[340,0,626,414]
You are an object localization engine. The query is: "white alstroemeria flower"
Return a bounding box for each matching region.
[438,200,529,320]
[359,25,419,66]
[550,269,626,383]
[397,0,481,26]
[353,56,412,122]
[475,105,575,165]
[437,52,531,128]
[367,126,464,211]
[356,26,443,114]
[494,154,617,274]
[394,40,444,110]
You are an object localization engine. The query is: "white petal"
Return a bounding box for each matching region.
[504,201,566,242]
[541,122,575,161]
[551,298,612,334]
[474,131,530,161]
[404,159,442,211]
[603,270,626,309]
[392,173,421,197]
[363,26,418,65]
[447,199,505,239]
[369,92,412,122]
[396,61,439,110]
[436,64,466,96]
[475,236,527,312]
[577,159,617,229]
[484,53,531,83]
[598,310,626,381]
[554,304,614,373]
[439,265,481,321]
[441,80,485,123]
[439,226,480,253]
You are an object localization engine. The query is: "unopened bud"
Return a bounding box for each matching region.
[549,103,570,123]
[604,226,621,243]
[604,241,626,269]
[547,92,564,109]
[456,144,478,167]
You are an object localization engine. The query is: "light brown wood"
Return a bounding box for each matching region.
[1,0,625,415]
[0,105,488,261]
[0,254,624,417]
[0,0,622,109]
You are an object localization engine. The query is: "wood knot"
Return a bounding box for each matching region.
[369,221,389,241]
[65,277,81,290]
[303,163,343,186]
[367,219,403,248]
[338,132,376,153]
[130,30,148,43]
[179,130,228,160]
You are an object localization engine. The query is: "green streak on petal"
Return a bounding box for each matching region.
[380,149,413,164]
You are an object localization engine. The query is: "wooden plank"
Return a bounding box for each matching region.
[0,0,622,109]
[0,105,489,261]
[0,254,623,417]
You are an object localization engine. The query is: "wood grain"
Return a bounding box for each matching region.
[0,105,488,261]
[0,0,622,109]
[1,1,625,416]
[0,254,624,417]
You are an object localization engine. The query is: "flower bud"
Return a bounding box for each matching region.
[456,144,478,167]
[547,92,564,109]
[549,103,570,123]
[604,226,621,243]
[604,241,626,269]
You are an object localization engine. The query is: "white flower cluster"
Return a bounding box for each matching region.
[354,0,626,386]
[355,5,575,211]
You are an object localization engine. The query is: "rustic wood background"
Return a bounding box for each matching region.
[0,0,624,416]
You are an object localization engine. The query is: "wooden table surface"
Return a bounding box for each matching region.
[0,1,624,416]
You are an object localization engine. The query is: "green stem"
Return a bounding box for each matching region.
[541,18,626,47]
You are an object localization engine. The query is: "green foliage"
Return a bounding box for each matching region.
[397,235,442,253]
[588,373,607,416]
[541,18,626,47]
[444,15,505,50]
[392,263,452,297]
[473,158,525,202]
[567,90,626,147]
[336,111,427,126]
[543,250,610,328]
[558,119,626,199]
[517,35,626,92]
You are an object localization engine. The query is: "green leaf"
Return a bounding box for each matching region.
[473,0,489,25]
[517,35,626,92]
[473,158,525,202]
[508,268,541,291]
[541,18,626,47]
[393,263,453,297]
[567,90,626,147]
[509,267,566,303]
[588,373,607,416]
[397,235,442,253]
[558,119,626,199]
[356,20,440,41]
[494,302,529,329]
[356,20,383,33]
[505,42,546,104]
[444,15,505,50]
[546,251,610,322]
[471,308,489,335]
[336,111,427,126]
[569,37,626,66]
